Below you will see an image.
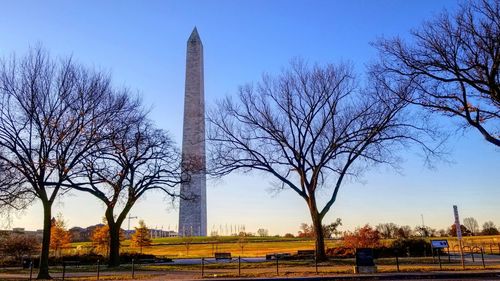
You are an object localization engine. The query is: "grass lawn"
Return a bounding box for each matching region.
[143,239,335,258]
[3,236,500,280]
[65,235,500,258]
[70,236,344,258]
[3,255,500,281]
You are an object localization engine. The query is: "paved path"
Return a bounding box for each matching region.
[0,270,199,280]
[3,255,500,281]
[2,269,500,281]
[448,252,500,266]
[173,257,266,265]
[178,255,500,266]
[203,270,500,281]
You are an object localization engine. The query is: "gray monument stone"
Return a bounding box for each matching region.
[178,27,207,237]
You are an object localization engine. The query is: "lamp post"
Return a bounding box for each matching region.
[127,215,138,238]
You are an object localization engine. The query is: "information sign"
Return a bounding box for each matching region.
[431,240,449,248]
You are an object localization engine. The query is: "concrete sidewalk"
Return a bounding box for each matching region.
[2,269,500,280]
[0,270,176,280]
[206,270,500,281]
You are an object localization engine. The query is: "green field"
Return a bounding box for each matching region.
[71,236,340,258]
[4,236,500,281]
[67,235,500,258]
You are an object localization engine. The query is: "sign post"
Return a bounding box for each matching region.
[431,240,448,270]
[453,205,465,269]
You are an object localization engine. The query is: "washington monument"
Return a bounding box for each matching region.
[178,27,207,237]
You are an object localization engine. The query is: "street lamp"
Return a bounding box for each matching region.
[127,215,138,238]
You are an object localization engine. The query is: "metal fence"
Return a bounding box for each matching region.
[197,248,498,278]
[16,244,500,280]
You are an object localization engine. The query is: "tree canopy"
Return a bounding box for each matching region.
[374,0,500,147]
[208,60,436,259]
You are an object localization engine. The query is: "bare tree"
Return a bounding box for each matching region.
[414,225,436,237]
[482,221,499,235]
[463,217,479,235]
[0,234,40,264]
[298,219,342,238]
[70,117,181,267]
[208,60,435,260]
[376,223,399,239]
[374,0,500,147]
[396,225,413,239]
[182,234,193,256]
[257,228,269,237]
[323,218,343,238]
[437,229,448,237]
[297,223,314,238]
[237,232,248,255]
[0,157,31,215]
[0,48,133,279]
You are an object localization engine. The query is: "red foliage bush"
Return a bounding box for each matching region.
[326,247,355,258]
[342,224,380,249]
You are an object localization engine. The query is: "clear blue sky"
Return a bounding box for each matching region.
[1,0,498,235]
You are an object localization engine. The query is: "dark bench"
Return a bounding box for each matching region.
[156,257,173,263]
[297,250,315,257]
[62,261,80,268]
[136,258,156,264]
[265,253,291,260]
[214,252,231,260]
[22,259,39,269]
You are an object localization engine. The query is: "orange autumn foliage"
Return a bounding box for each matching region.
[91,225,110,254]
[91,224,125,255]
[342,224,380,249]
[50,216,71,256]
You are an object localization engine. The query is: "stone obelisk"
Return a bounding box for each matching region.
[178,27,207,237]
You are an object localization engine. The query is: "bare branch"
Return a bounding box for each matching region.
[373,0,500,146]
[0,47,141,278]
[207,59,436,260]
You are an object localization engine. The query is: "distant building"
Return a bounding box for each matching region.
[147,229,177,238]
[68,227,89,242]
[0,228,43,241]
[69,224,106,242]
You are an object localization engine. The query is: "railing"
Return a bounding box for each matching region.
[18,245,500,280]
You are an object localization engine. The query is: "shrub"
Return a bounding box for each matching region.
[391,238,433,257]
[120,252,156,263]
[49,253,104,265]
[326,247,355,258]
[46,252,165,265]
[342,224,380,249]
[373,246,397,258]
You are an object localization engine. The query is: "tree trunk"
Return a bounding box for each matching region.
[105,208,122,268]
[105,201,135,267]
[37,200,52,279]
[308,201,326,261]
[108,222,121,267]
